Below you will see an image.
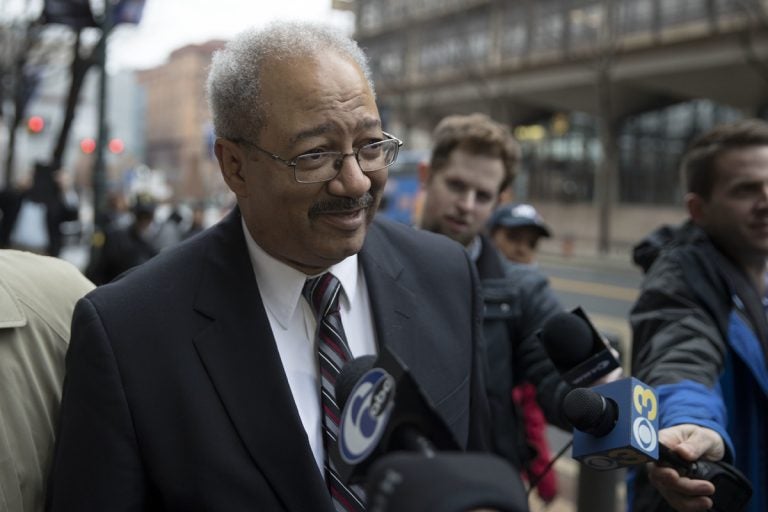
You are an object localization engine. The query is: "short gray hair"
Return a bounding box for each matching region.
[206,21,375,143]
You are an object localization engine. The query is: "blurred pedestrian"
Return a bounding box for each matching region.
[153,203,186,251]
[46,21,496,511]
[103,191,133,230]
[0,164,79,257]
[418,112,568,503]
[183,204,207,240]
[0,250,94,512]
[0,185,28,247]
[84,192,158,285]
[630,119,768,512]
[488,202,552,266]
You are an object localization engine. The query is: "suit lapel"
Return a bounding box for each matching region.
[359,223,421,373]
[191,209,332,512]
[360,222,472,448]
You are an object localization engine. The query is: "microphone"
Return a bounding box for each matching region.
[538,307,621,386]
[564,385,753,512]
[331,346,461,485]
[365,452,529,512]
[563,380,659,470]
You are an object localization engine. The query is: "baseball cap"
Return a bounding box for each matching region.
[488,202,552,237]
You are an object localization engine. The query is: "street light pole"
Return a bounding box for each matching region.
[92,2,114,231]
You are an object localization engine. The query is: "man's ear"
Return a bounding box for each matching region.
[215,138,248,197]
[686,192,705,224]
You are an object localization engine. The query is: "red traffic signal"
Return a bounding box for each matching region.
[27,116,45,134]
[108,138,125,154]
[80,138,96,154]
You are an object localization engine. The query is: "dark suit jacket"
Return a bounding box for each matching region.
[46,208,492,511]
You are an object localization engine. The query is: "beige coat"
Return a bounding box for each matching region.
[0,250,93,512]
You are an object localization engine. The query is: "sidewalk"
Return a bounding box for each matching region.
[538,243,637,275]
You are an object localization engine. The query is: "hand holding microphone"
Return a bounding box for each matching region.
[539,308,751,511]
[564,386,752,512]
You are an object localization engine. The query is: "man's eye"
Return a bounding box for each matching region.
[477,193,493,203]
[296,151,334,170]
[446,181,465,193]
[300,148,329,158]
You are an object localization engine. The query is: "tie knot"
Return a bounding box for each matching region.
[302,272,341,319]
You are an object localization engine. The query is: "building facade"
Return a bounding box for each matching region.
[353,0,768,252]
[137,40,224,202]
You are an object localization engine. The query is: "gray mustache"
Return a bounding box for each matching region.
[309,192,374,217]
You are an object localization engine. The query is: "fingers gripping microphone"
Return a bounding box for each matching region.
[538,307,620,386]
[565,386,753,512]
[331,346,461,485]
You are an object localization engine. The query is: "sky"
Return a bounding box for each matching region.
[107,0,354,71]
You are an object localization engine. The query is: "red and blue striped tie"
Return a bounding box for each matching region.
[303,273,365,511]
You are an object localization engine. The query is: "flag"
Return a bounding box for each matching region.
[112,0,146,25]
[42,0,97,28]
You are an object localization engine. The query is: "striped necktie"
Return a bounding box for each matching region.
[303,273,365,511]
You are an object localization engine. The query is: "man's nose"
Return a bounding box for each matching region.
[761,183,768,201]
[456,190,477,211]
[328,153,371,197]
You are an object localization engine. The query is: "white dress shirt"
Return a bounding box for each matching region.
[241,220,378,473]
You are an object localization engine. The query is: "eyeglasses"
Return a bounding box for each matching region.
[233,132,404,184]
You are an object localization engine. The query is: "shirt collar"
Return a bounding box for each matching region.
[466,235,482,262]
[241,218,359,328]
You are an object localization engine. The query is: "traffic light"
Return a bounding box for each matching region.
[108,138,125,154]
[80,138,96,154]
[27,115,45,134]
[80,137,126,155]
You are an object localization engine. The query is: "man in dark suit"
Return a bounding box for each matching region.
[45,21,494,511]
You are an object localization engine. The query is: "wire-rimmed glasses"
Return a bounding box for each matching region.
[234,132,404,184]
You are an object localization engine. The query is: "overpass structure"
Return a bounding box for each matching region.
[353,0,768,133]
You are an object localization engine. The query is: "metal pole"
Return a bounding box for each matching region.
[92,3,114,231]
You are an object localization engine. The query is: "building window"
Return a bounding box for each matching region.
[619,0,654,35]
[501,2,529,60]
[531,0,565,54]
[660,0,709,26]
[569,2,605,50]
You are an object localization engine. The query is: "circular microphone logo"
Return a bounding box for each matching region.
[338,368,396,464]
[583,455,619,470]
[632,417,658,453]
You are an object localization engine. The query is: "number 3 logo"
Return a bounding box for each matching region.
[633,384,657,421]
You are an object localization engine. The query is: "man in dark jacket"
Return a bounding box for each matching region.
[630,119,768,512]
[85,193,158,285]
[417,113,570,485]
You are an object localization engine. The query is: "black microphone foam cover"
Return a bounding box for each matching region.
[563,388,617,437]
[366,452,529,512]
[539,311,594,370]
[335,355,377,411]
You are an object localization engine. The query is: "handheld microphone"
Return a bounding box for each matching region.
[564,385,753,512]
[331,346,461,485]
[538,307,621,386]
[564,378,659,470]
